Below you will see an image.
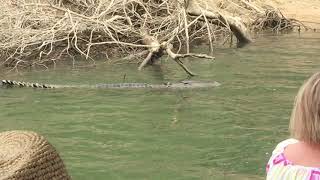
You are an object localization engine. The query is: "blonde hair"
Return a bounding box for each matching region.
[290,72,320,144]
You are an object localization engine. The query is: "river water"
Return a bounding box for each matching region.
[0,32,320,179]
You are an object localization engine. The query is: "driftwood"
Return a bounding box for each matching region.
[138,31,214,76]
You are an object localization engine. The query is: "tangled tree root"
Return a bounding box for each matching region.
[252,8,307,32]
[0,0,301,75]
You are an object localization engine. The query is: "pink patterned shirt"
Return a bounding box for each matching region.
[266,139,320,180]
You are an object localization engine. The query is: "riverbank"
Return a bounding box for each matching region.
[0,0,317,73]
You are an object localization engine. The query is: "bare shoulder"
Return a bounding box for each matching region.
[284,142,320,167]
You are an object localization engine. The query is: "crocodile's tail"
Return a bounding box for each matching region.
[1,80,55,88]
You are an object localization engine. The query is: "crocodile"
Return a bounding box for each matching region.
[0,79,220,89]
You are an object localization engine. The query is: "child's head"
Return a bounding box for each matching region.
[290,72,320,144]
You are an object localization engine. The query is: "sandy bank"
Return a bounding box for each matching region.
[269,0,320,29]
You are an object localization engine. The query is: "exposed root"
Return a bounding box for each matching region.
[187,0,252,47]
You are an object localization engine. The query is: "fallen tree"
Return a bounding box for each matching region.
[0,0,300,74]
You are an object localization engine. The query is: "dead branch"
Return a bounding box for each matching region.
[165,43,214,76]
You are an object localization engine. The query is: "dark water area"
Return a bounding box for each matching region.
[0,32,320,179]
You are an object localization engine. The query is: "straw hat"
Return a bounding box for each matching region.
[0,131,70,180]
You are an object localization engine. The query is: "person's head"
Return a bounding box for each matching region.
[290,72,320,144]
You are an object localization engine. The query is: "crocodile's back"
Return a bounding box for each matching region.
[95,83,151,89]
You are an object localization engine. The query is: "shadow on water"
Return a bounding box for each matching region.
[0,32,320,179]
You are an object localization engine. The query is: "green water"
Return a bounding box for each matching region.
[1,33,320,179]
